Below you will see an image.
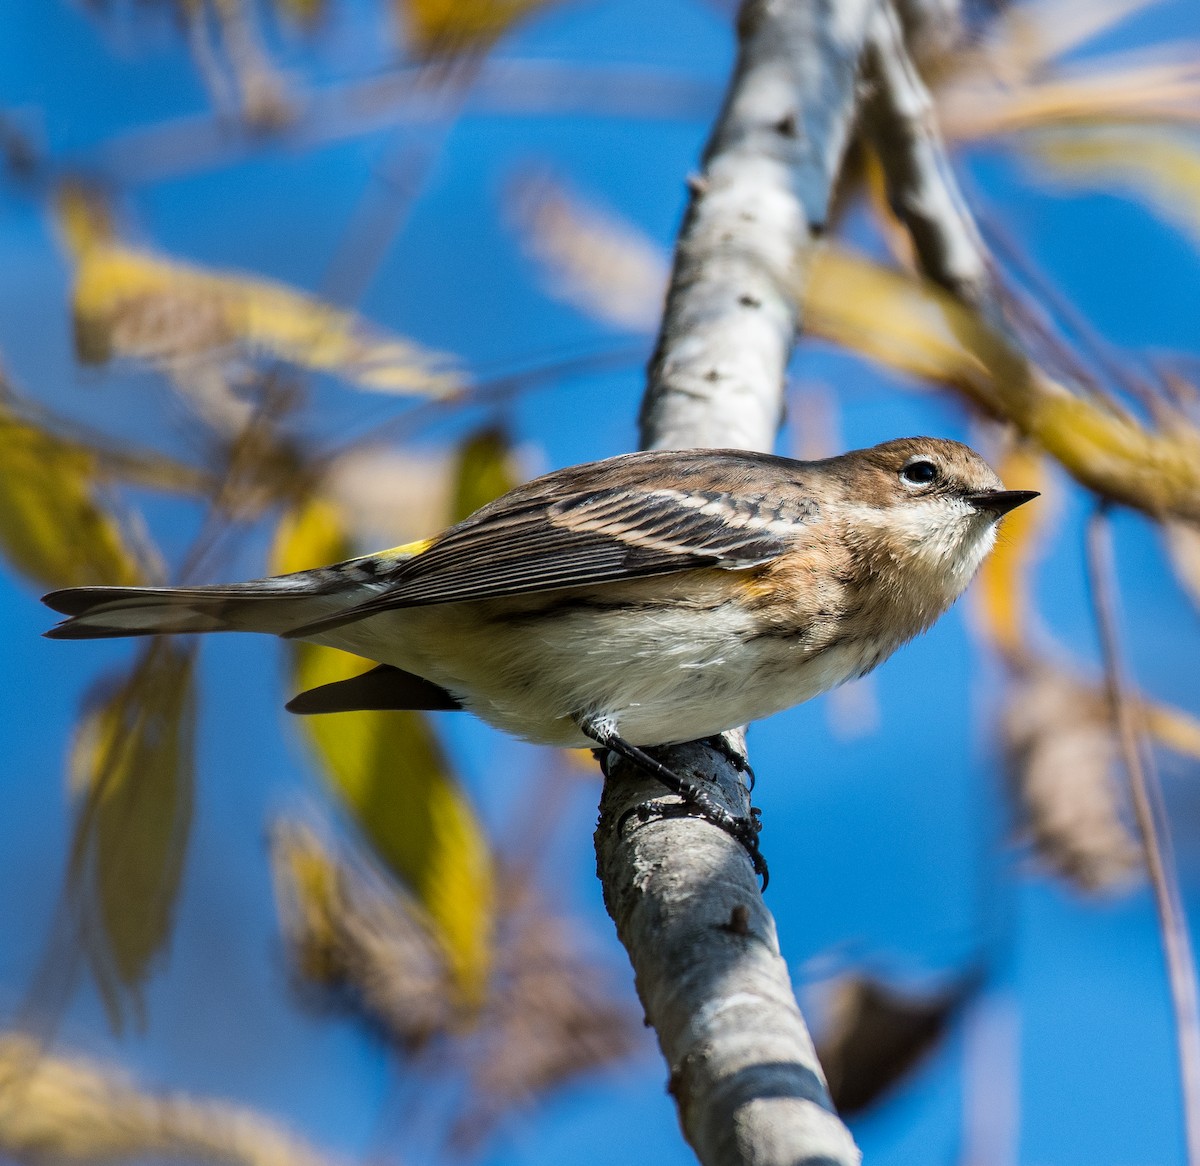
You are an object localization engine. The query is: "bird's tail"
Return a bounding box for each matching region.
[42,577,335,640]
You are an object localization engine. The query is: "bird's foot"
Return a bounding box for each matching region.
[580,715,768,889]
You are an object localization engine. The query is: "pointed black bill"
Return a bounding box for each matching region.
[965,489,1040,515]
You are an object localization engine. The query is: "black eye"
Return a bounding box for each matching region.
[900,459,939,486]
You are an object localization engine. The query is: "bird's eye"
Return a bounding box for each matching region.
[900,459,939,486]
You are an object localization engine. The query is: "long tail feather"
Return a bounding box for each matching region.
[42,580,328,640]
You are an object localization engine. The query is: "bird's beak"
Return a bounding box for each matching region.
[965,489,1040,515]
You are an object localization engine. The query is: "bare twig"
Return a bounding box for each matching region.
[1086,508,1200,1166]
[595,1,874,1163]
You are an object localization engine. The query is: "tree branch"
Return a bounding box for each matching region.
[595,1,874,1162]
[860,1,1200,525]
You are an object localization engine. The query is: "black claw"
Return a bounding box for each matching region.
[582,715,769,891]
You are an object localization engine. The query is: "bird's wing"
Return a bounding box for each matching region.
[287,475,818,637]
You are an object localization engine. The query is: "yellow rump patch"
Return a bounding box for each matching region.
[365,537,435,567]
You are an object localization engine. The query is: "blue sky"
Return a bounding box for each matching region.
[2,1,1200,1164]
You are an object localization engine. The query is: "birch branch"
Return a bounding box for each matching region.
[595,1,874,1163]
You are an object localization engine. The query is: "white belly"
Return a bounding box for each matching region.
[313,579,890,748]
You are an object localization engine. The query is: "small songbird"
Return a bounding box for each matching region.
[43,436,1035,878]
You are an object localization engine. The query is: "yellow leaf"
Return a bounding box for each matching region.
[54,189,463,396]
[1025,125,1200,246]
[272,498,494,1003]
[66,643,197,1030]
[802,246,1200,521]
[0,1034,339,1166]
[1143,700,1200,760]
[975,445,1048,658]
[505,171,669,333]
[449,426,520,523]
[0,406,143,590]
[805,246,992,399]
[402,0,553,57]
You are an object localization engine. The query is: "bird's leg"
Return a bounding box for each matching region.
[578,714,768,887]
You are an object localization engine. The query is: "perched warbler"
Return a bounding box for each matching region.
[43,436,1035,880]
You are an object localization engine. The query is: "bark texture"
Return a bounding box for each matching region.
[595,1,875,1163]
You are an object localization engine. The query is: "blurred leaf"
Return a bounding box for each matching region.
[816,976,978,1116]
[402,0,554,58]
[976,444,1049,659]
[1143,699,1200,759]
[55,185,463,397]
[272,497,495,1003]
[273,0,326,26]
[941,55,1200,141]
[449,426,520,523]
[209,0,296,129]
[0,1033,340,1166]
[0,406,143,590]
[66,643,197,1030]
[965,0,1158,86]
[1004,664,1140,892]
[1165,518,1200,611]
[453,891,639,1151]
[270,820,456,1048]
[1026,125,1200,246]
[803,246,1200,522]
[805,246,991,398]
[505,170,668,333]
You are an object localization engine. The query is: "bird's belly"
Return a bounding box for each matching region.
[316,580,885,748]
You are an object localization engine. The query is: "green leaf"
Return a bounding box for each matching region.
[0,407,144,591]
[449,426,520,523]
[273,497,495,1004]
[67,642,197,1030]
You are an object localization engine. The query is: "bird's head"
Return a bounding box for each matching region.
[830,436,1038,600]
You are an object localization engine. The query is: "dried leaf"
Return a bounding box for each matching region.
[1025,125,1200,246]
[453,892,639,1150]
[270,821,456,1048]
[0,406,143,590]
[1143,699,1200,760]
[56,186,462,397]
[402,0,554,58]
[969,0,1158,86]
[0,1034,339,1166]
[1005,664,1140,892]
[506,171,668,333]
[272,498,495,1003]
[66,643,197,1030]
[941,54,1200,141]
[817,976,977,1115]
[210,0,297,129]
[1165,519,1200,609]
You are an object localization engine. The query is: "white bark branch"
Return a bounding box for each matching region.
[641,0,877,453]
[861,2,1003,328]
[595,2,875,1163]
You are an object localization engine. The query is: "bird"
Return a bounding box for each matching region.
[43,436,1036,882]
